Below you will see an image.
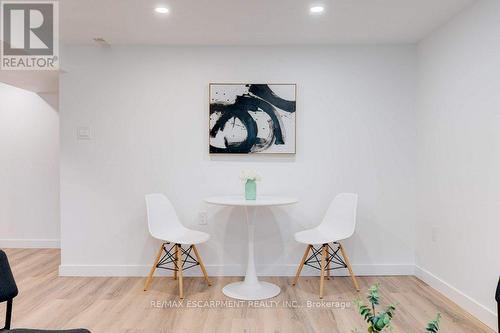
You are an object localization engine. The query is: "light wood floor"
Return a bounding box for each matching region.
[0,249,493,333]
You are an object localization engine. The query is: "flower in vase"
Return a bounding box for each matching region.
[239,170,262,182]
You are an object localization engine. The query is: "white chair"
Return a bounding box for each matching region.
[292,193,360,298]
[143,193,211,298]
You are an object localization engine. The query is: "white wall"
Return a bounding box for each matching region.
[59,45,417,277]
[416,0,500,329]
[0,83,60,248]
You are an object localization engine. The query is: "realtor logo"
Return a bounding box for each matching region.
[1,1,59,70]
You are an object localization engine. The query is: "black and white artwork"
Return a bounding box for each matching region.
[209,84,296,154]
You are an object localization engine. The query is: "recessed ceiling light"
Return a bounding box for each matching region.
[310,6,324,14]
[154,7,169,14]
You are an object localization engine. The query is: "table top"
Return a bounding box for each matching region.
[204,196,298,207]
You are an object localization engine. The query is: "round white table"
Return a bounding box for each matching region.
[204,195,298,300]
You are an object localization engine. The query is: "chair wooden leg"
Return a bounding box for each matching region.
[326,245,330,280]
[177,244,184,299]
[292,245,312,286]
[339,243,360,291]
[144,243,164,291]
[173,244,178,280]
[319,244,327,299]
[192,245,211,286]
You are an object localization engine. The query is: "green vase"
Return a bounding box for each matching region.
[245,179,257,200]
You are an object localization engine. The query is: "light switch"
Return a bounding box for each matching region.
[77,126,92,140]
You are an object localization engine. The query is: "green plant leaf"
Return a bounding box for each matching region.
[367,284,381,306]
[385,304,396,319]
[353,285,443,333]
[358,304,374,323]
[425,313,441,333]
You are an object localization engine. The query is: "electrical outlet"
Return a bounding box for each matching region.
[77,126,92,140]
[199,211,208,225]
[431,226,439,242]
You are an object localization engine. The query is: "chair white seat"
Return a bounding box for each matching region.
[294,227,346,245]
[145,193,210,245]
[144,193,211,298]
[292,193,360,298]
[159,228,210,245]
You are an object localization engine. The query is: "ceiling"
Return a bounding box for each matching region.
[0,0,476,93]
[59,0,476,45]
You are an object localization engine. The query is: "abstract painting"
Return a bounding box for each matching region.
[209,84,296,154]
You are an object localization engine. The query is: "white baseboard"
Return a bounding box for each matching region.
[58,263,414,277]
[0,239,60,248]
[415,265,497,331]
